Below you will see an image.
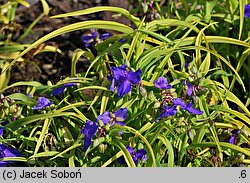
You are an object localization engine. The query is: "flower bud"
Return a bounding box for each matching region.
[47,81,53,86]
[98,120,104,127]
[191,65,197,74]
[0,94,4,99]
[148,91,156,101]
[124,59,130,68]
[98,143,107,153]
[140,85,147,98]
[93,138,99,148]
[3,99,9,108]
[153,100,161,108]
[105,123,111,131]
[9,105,16,113]
[0,110,5,119]
[4,108,9,115]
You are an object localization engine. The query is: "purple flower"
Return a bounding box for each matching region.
[126,146,147,165]
[81,31,98,47]
[113,108,128,126]
[82,31,112,47]
[97,108,128,126]
[97,111,112,125]
[33,97,53,110]
[118,146,147,166]
[82,108,128,151]
[229,129,240,145]
[0,144,21,167]
[154,76,172,90]
[81,120,99,152]
[245,4,250,18]
[156,105,177,122]
[110,65,142,98]
[173,98,186,108]
[51,83,76,96]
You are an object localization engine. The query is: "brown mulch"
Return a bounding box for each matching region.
[9,0,131,86]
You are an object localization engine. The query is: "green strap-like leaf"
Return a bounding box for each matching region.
[50,6,141,26]
[5,112,78,131]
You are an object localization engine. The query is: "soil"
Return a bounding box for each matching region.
[7,0,131,86]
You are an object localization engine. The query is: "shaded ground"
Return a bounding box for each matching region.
[9,0,130,85]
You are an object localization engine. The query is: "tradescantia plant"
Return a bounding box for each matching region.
[0,0,250,167]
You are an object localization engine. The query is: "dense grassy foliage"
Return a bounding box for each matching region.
[0,0,250,167]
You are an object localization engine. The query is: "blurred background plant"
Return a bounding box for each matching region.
[0,0,250,167]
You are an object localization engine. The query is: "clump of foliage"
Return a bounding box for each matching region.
[1,0,250,167]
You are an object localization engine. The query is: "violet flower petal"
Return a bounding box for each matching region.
[156,105,177,122]
[127,69,142,85]
[229,136,235,144]
[154,76,172,90]
[113,108,128,122]
[184,102,203,115]
[99,33,112,40]
[126,146,135,154]
[111,65,127,81]
[186,82,193,96]
[51,86,66,96]
[0,144,20,167]
[0,127,4,136]
[245,4,250,18]
[110,78,115,92]
[136,149,147,159]
[81,120,98,152]
[33,97,53,110]
[173,98,186,109]
[97,111,111,125]
[117,80,132,98]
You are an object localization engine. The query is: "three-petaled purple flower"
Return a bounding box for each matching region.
[51,83,77,96]
[126,146,147,166]
[118,146,147,166]
[97,108,128,126]
[154,76,172,90]
[33,97,53,110]
[82,31,112,47]
[0,144,21,167]
[110,65,142,98]
[245,4,250,18]
[81,108,128,151]
[156,98,203,122]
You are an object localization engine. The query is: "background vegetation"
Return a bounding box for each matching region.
[0,0,250,167]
